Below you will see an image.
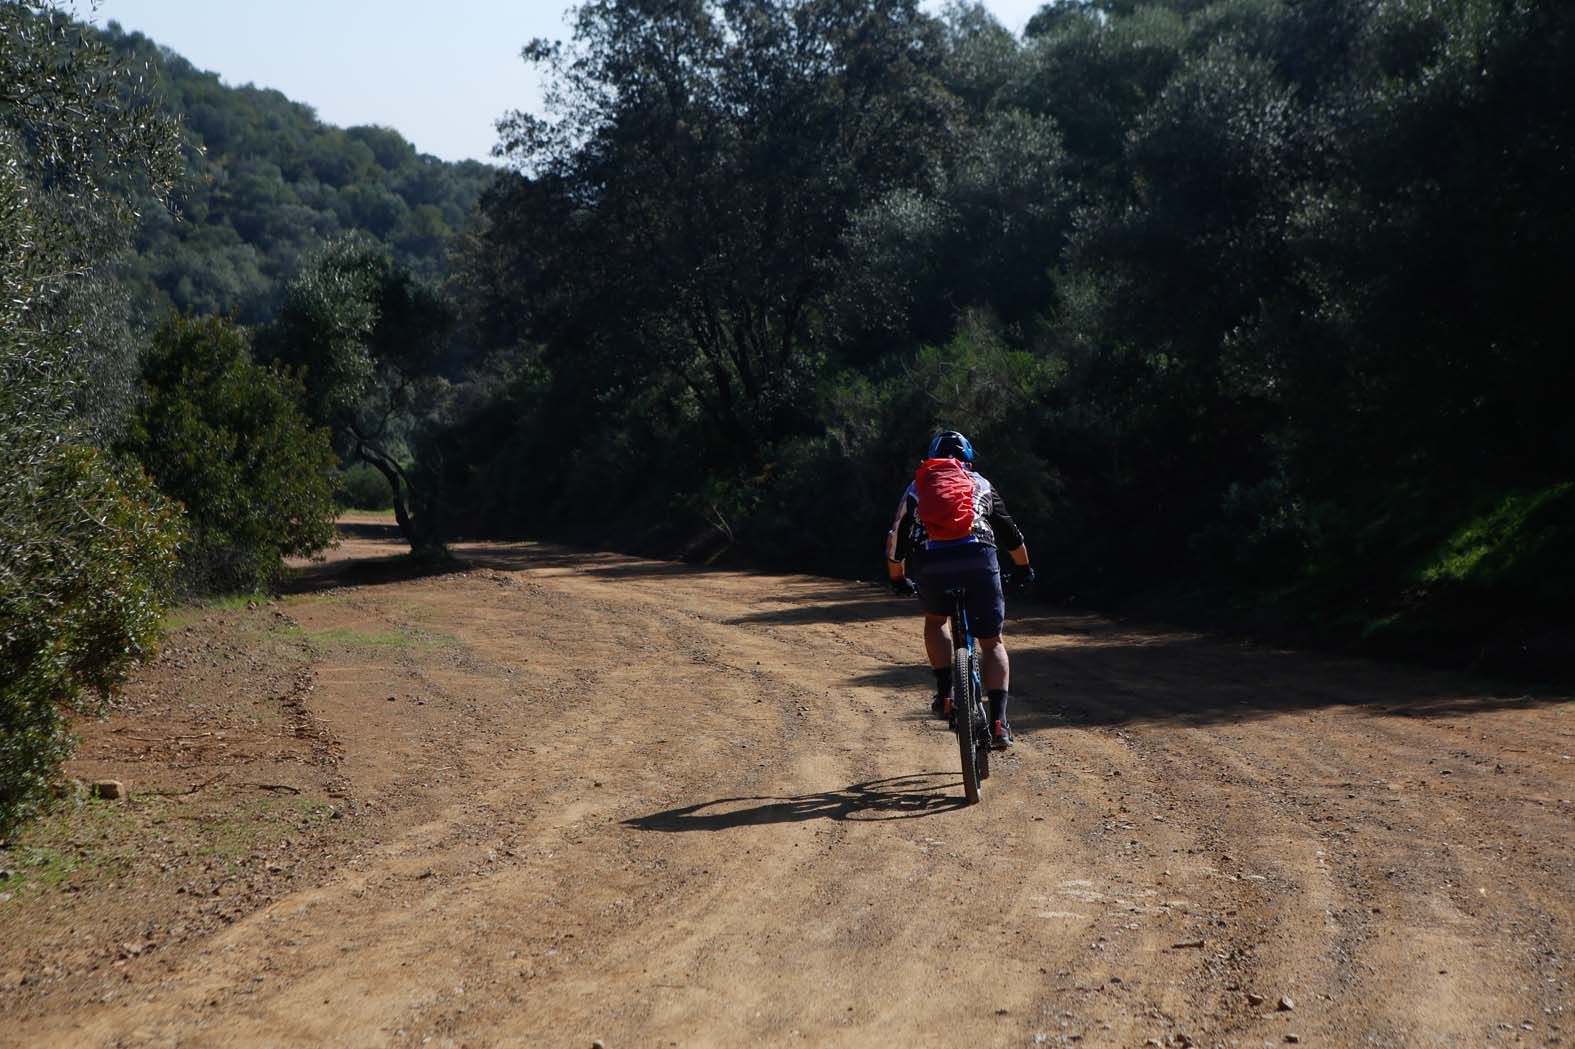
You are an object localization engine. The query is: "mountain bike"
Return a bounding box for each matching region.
[947,586,991,805]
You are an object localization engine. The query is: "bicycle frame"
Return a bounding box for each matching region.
[950,597,985,707]
[949,591,973,654]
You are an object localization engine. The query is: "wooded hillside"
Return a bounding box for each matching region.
[101,21,493,326]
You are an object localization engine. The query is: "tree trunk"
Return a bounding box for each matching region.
[355,443,422,553]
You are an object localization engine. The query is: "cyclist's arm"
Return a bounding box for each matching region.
[987,492,1029,566]
[886,492,917,580]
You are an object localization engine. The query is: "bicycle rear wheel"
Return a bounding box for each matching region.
[970,649,990,781]
[953,643,982,804]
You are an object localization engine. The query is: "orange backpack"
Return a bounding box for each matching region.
[914,458,977,541]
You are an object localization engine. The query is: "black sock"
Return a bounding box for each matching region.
[988,689,1008,725]
[933,666,952,696]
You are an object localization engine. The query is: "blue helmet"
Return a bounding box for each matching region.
[927,430,975,463]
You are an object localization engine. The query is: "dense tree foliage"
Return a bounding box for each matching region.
[0,3,185,832]
[447,0,1574,649]
[97,22,493,329]
[264,237,455,554]
[479,0,954,452]
[124,315,340,593]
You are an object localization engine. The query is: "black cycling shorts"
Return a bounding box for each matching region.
[914,543,1005,638]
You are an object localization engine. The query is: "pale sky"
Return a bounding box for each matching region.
[89,1,1050,164]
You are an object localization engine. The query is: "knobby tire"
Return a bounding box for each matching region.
[972,648,990,782]
[954,642,981,804]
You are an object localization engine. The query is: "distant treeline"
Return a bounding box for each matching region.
[101,21,493,327]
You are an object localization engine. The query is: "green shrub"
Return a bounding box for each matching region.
[125,314,339,593]
[336,462,395,510]
[1,3,184,836]
[0,446,181,832]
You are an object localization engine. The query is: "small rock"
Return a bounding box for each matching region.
[592,1041,607,1049]
[1285,1035,1300,1044]
[1247,992,1266,1006]
[386,695,397,702]
[994,1007,1009,1015]
[1172,939,1206,949]
[1278,996,1295,1011]
[91,780,126,800]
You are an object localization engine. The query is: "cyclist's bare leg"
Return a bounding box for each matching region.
[977,634,1009,692]
[923,614,951,669]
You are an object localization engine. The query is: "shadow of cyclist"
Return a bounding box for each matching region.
[624,773,970,831]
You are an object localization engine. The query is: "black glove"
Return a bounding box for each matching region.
[890,576,917,597]
[1010,565,1036,593]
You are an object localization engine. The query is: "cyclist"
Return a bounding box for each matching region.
[885,431,1034,749]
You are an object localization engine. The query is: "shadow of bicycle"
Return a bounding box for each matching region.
[624,773,970,831]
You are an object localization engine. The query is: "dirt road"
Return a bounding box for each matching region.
[4,518,1572,1048]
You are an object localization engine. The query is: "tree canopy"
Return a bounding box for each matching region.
[124,314,340,593]
[447,0,1575,653]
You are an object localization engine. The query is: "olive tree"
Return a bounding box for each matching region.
[264,236,454,554]
[0,3,185,832]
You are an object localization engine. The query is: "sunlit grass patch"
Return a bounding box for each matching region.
[186,794,334,864]
[1418,483,1575,599]
[0,844,91,901]
[0,798,124,904]
[1,791,345,904]
[162,591,271,630]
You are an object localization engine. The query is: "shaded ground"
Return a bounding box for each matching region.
[3,514,1572,1048]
